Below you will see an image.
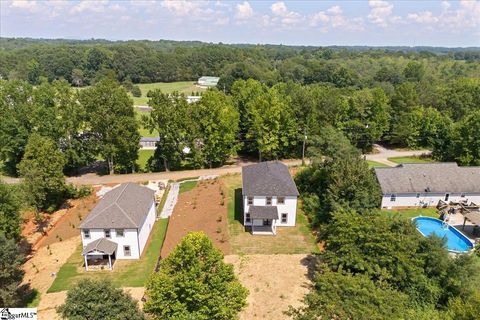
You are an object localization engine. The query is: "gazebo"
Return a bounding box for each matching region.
[82,238,117,271]
[459,203,480,238]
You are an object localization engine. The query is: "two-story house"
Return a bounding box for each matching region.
[242,161,299,235]
[79,183,156,270]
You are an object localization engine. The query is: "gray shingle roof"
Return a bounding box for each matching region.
[82,238,117,255]
[374,163,480,194]
[80,183,155,229]
[249,206,279,219]
[242,161,299,197]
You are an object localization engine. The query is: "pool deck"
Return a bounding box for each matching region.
[447,213,479,243]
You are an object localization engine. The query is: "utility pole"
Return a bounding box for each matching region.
[302,127,307,166]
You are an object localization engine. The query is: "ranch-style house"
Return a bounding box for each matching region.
[375,163,480,209]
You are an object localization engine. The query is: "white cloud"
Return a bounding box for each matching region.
[161,0,203,16]
[310,5,364,31]
[10,0,38,12]
[235,1,253,20]
[71,0,109,14]
[368,0,400,27]
[270,1,303,26]
[407,11,439,24]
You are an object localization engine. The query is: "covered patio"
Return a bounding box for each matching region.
[249,206,278,235]
[82,238,117,271]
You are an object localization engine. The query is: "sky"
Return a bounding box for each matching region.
[1,0,479,47]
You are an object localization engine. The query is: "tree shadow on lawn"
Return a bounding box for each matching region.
[300,255,319,282]
[234,188,245,228]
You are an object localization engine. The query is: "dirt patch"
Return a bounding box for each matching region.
[161,179,230,257]
[21,192,99,252]
[225,254,313,320]
[37,287,145,320]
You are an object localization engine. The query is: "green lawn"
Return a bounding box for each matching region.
[222,174,319,255]
[367,160,389,168]
[179,180,198,193]
[47,218,169,292]
[130,81,206,105]
[137,149,154,171]
[135,109,158,138]
[381,208,438,220]
[387,156,436,164]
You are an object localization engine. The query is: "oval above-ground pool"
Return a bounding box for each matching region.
[412,216,474,253]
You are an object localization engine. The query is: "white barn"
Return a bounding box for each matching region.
[79,183,156,270]
[242,161,299,235]
[375,163,480,209]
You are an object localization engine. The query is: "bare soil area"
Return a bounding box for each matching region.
[161,179,230,257]
[225,254,314,320]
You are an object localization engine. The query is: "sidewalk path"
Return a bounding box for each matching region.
[159,182,179,219]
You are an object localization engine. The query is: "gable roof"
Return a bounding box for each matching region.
[80,183,154,229]
[82,238,117,255]
[242,161,299,197]
[374,163,480,194]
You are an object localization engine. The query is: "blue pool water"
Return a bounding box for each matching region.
[413,217,474,253]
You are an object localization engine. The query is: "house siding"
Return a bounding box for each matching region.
[381,192,480,208]
[81,228,140,259]
[243,195,297,227]
[137,201,156,255]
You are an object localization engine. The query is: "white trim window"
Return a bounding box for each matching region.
[281,213,288,223]
[390,194,396,202]
[83,229,90,239]
[266,197,272,205]
[104,229,111,238]
[247,197,253,205]
[245,213,251,223]
[445,193,450,201]
[116,229,124,237]
[277,197,285,205]
[124,245,131,257]
[461,193,466,198]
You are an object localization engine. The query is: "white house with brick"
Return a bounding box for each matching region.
[79,183,156,270]
[242,161,299,235]
[375,163,480,209]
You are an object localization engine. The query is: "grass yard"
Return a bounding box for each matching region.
[388,156,436,164]
[47,218,169,293]
[179,180,198,193]
[381,207,438,219]
[367,160,389,168]
[130,81,206,105]
[137,149,154,171]
[222,174,319,255]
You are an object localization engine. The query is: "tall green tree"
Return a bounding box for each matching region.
[0,181,21,240]
[192,90,239,168]
[18,134,66,212]
[58,279,145,320]
[0,234,24,307]
[145,232,248,320]
[80,79,140,174]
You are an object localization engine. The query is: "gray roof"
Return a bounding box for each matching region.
[80,183,154,229]
[249,206,278,219]
[375,163,480,194]
[140,137,160,142]
[82,238,117,255]
[242,161,299,197]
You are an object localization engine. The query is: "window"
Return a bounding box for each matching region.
[281,213,288,223]
[116,229,124,237]
[277,197,285,205]
[266,197,272,205]
[390,194,396,202]
[245,213,251,223]
[416,193,420,198]
[445,193,450,201]
[461,193,466,198]
[247,197,253,205]
[124,245,131,257]
[83,229,90,239]
[104,229,111,238]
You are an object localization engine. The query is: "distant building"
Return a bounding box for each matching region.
[140,137,160,150]
[186,95,202,104]
[197,76,219,87]
[375,163,480,209]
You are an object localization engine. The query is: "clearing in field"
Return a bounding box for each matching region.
[222,174,319,255]
[161,178,230,257]
[225,254,314,320]
[130,81,206,105]
[47,218,169,292]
